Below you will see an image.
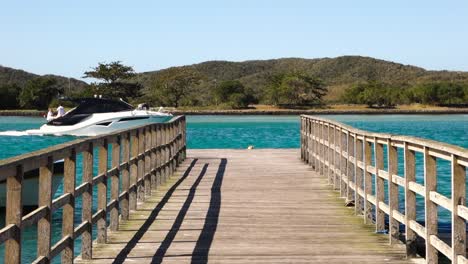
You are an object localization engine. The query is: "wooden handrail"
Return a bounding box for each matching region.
[0,116,186,264]
[301,115,468,264]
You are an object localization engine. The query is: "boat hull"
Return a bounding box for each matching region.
[28,111,173,136]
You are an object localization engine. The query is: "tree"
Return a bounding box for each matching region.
[267,72,327,106]
[409,82,467,105]
[19,77,61,109]
[342,82,400,108]
[213,80,254,109]
[151,67,202,107]
[83,61,141,100]
[0,84,20,109]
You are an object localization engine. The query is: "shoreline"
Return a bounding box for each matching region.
[2,108,468,117]
[173,108,468,115]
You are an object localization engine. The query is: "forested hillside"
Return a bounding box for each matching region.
[0,65,88,90]
[2,56,468,110]
[138,56,468,103]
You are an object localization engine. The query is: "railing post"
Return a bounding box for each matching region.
[5,165,23,264]
[363,137,372,224]
[346,133,355,203]
[169,123,174,176]
[334,126,340,190]
[424,146,438,263]
[319,122,325,175]
[144,127,151,197]
[452,154,466,264]
[301,117,305,161]
[129,131,138,210]
[355,136,364,215]
[375,139,385,233]
[308,119,313,168]
[137,128,145,201]
[177,119,183,164]
[313,120,320,173]
[97,140,108,243]
[388,139,399,244]
[62,149,76,263]
[327,124,333,185]
[340,130,347,197]
[325,123,331,182]
[150,125,158,189]
[81,142,93,259]
[404,142,417,258]
[181,117,186,160]
[304,117,308,163]
[155,125,162,186]
[173,121,178,165]
[121,132,130,220]
[37,157,53,263]
[164,124,169,181]
[110,136,121,231]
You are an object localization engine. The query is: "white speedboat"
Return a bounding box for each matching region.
[28,98,173,136]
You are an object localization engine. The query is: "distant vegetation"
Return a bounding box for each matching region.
[1,56,468,110]
[342,81,468,108]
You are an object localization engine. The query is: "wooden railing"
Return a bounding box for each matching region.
[301,115,468,264]
[0,116,186,264]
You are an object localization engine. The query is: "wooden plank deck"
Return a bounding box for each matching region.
[75,149,420,264]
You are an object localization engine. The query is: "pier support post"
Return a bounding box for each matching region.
[121,133,130,220]
[5,165,23,264]
[130,131,138,210]
[355,137,364,215]
[388,139,399,244]
[97,140,108,243]
[375,140,385,233]
[110,137,121,231]
[363,137,372,224]
[452,154,466,264]
[62,149,76,263]
[424,146,438,263]
[81,143,93,259]
[38,157,53,262]
[404,142,417,258]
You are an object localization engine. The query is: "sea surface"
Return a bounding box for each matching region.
[0,114,467,262]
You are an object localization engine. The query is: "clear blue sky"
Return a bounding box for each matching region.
[1,0,467,81]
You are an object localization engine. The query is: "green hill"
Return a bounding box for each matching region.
[0,65,88,92]
[2,56,468,107]
[138,56,468,102]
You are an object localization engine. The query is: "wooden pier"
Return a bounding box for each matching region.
[75,149,415,263]
[1,115,467,263]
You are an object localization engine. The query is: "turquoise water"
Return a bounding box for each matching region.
[0,114,467,262]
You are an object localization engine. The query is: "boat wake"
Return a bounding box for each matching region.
[0,130,31,136]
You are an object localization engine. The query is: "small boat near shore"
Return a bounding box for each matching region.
[27,98,173,136]
[0,160,64,207]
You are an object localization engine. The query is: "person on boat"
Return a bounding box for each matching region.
[56,104,65,117]
[46,108,55,121]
